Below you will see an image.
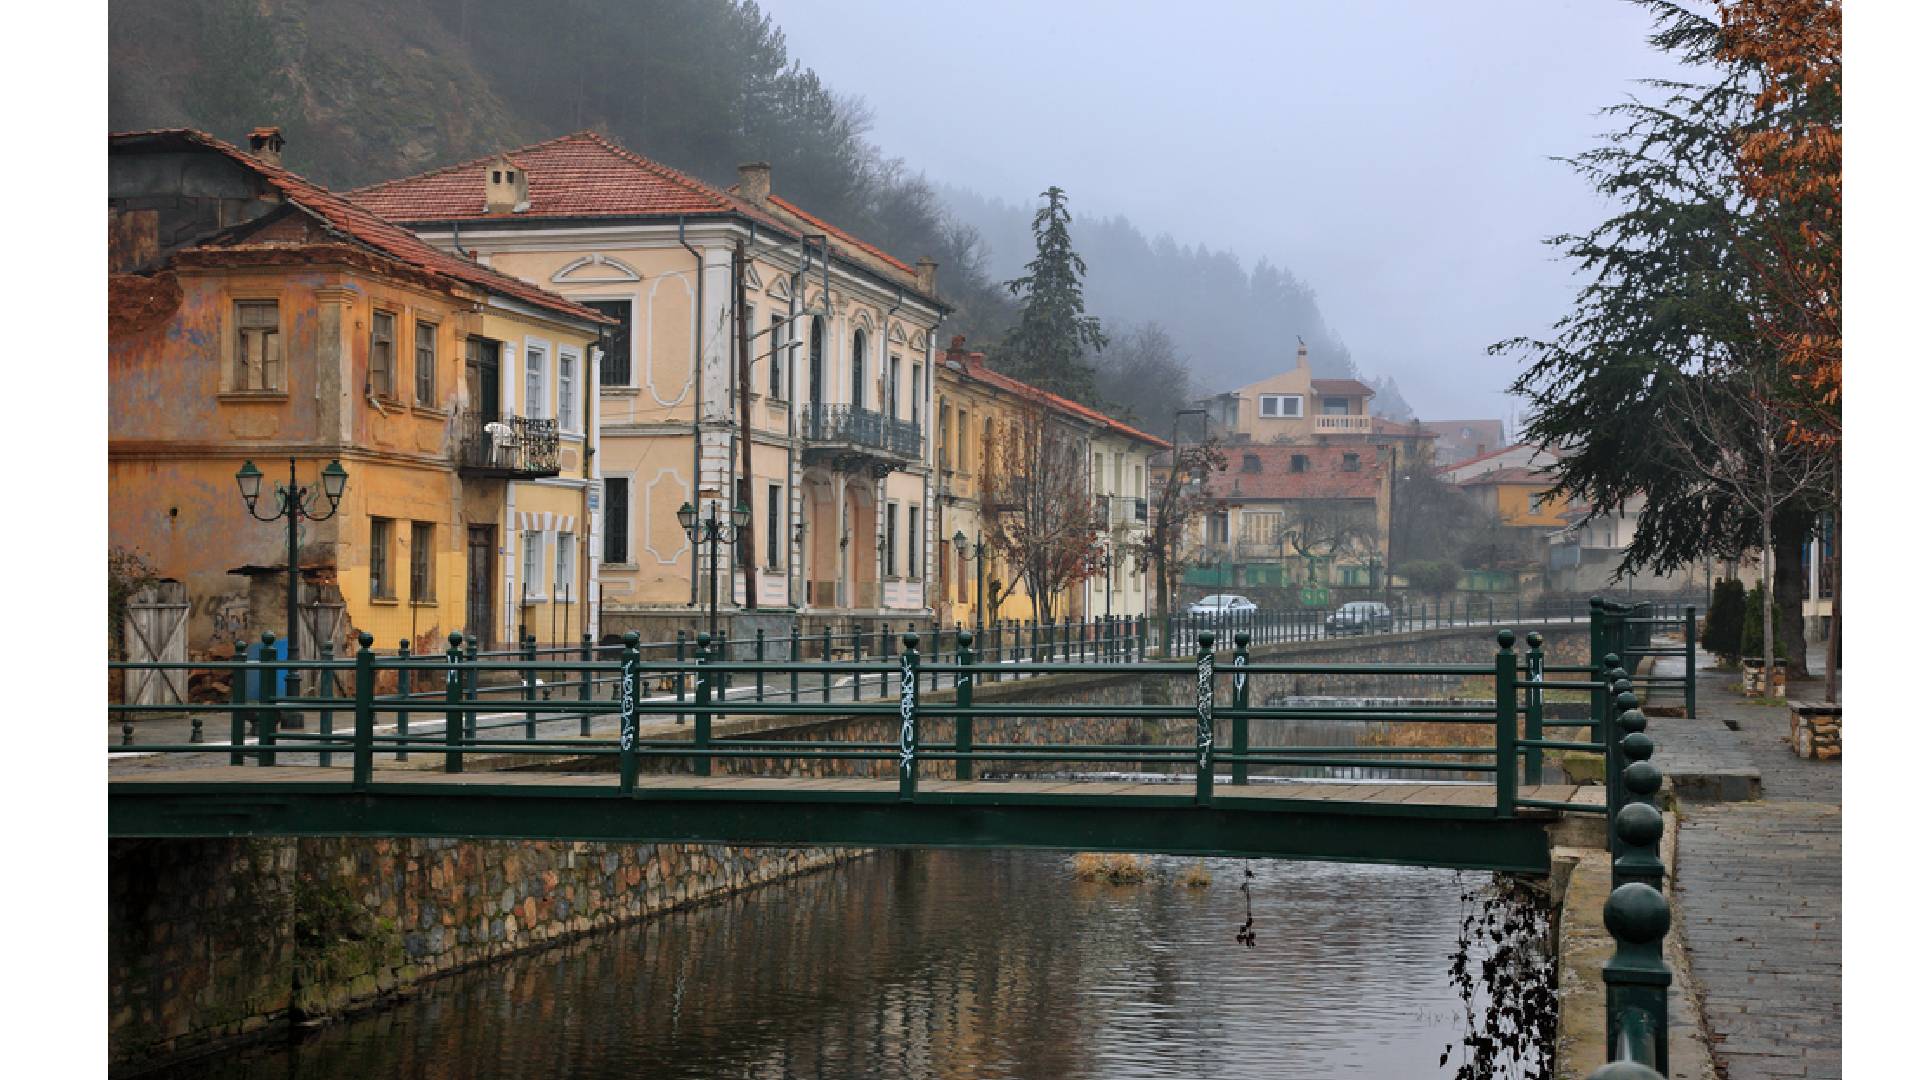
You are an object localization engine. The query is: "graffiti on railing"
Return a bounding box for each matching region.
[1196,652,1215,772]
[619,655,636,751]
[897,661,918,774]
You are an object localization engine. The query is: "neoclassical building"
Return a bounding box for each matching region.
[354,133,949,631]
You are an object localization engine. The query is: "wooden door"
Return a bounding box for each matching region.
[466,526,494,650]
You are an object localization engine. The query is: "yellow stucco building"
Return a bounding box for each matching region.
[1202,342,1377,442]
[354,135,948,632]
[109,129,608,661]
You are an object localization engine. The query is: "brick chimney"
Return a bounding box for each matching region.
[737,162,771,205]
[1295,340,1310,372]
[485,156,528,215]
[915,257,938,295]
[944,336,969,367]
[247,126,285,167]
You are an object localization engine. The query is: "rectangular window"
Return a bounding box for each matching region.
[910,364,922,426]
[521,531,544,600]
[957,409,971,472]
[907,505,920,577]
[1093,453,1105,494]
[369,311,396,399]
[409,522,435,602]
[1342,453,1360,472]
[555,532,575,602]
[582,300,632,386]
[888,355,901,418]
[886,502,899,577]
[603,478,630,564]
[767,311,785,400]
[1323,397,1350,416]
[414,320,437,406]
[1291,454,1310,473]
[235,301,282,391]
[558,350,578,431]
[1259,394,1303,418]
[766,484,782,570]
[524,345,547,419]
[370,518,395,599]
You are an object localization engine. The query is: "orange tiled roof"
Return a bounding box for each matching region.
[112,129,611,327]
[351,131,934,301]
[1310,378,1375,397]
[943,339,1170,450]
[1461,465,1556,486]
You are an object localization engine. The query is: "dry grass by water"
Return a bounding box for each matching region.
[1071,853,1147,884]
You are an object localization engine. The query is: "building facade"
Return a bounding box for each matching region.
[109,129,608,661]
[1201,343,1377,442]
[353,134,948,632]
[1183,444,1395,598]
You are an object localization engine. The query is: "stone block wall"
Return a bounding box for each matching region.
[109,837,859,1069]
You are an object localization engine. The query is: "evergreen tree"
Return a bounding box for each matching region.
[999,186,1108,401]
[1701,577,1747,665]
[1741,583,1788,661]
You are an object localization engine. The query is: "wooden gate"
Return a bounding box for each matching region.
[124,581,187,706]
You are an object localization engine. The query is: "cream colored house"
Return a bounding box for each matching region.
[355,134,949,630]
[1202,342,1376,442]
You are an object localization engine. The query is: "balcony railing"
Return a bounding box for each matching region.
[804,403,922,460]
[459,413,561,478]
[1314,414,1372,434]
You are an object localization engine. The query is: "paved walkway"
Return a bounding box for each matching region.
[1650,648,1841,1080]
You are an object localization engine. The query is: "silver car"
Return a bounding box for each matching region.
[1326,601,1394,636]
[1185,594,1257,618]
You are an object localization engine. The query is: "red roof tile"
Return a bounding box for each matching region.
[943,339,1170,450]
[1461,466,1556,486]
[1206,444,1385,501]
[1310,379,1375,397]
[350,131,934,302]
[112,129,610,327]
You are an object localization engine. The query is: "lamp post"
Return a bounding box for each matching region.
[236,457,348,726]
[679,499,751,640]
[954,529,992,631]
[1102,544,1114,619]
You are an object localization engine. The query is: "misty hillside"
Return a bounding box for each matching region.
[109,0,1410,423]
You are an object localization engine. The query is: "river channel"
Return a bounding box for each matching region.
[157,848,1550,1080]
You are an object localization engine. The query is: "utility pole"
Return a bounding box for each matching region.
[733,239,758,610]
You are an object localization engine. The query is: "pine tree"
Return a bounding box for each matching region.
[999,186,1107,401]
[1701,577,1747,666]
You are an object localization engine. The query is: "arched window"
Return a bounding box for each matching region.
[851,329,867,409]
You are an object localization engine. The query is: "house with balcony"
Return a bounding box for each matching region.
[933,339,1167,627]
[108,128,609,658]
[353,133,949,630]
[1200,342,1380,443]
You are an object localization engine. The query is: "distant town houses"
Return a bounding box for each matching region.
[108,126,1170,664]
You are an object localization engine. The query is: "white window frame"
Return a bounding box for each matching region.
[557,347,580,433]
[579,297,636,388]
[554,532,575,602]
[885,501,899,578]
[907,504,920,578]
[523,340,549,420]
[521,530,546,600]
[1259,394,1303,418]
[232,298,283,393]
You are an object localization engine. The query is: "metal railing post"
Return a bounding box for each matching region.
[693,632,713,776]
[1525,631,1545,785]
[755,627,766,703]
[1684,605,1698,718]
[464,633,479,741]
[522,627,538,739]
[318,639,336,768]
[852,626,864,701]
[444,631,464,774]
[352,633,375,789]
[1195,630,1216,806]
[396,638,412,762]
[257,631,278,767]
[1589,598,1609,744]
[579,634,593,737]
[1601,882,1673,1077]
[229,637,250,766]
[1495,629,1518,816]
[1231,631,1250,786]
[821,626,834,703]
[898,632,920,800]
[789,623,801,702]
[955,630,975,781]
[674,629,688,723]
[619,632,639,793]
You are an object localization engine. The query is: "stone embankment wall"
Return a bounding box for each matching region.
[109,838,859,1070]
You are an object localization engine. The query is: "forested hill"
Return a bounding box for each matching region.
[109,0,1408,427]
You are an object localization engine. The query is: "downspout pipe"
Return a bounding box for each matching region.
[681,216,704,605]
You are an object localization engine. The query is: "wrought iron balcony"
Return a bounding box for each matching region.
[803,404,922,468]
[458,413,561,478]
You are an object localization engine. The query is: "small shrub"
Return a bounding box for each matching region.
[1701,578,1746,665]
[1740,584,1789,660]
[1071,853,1147,884]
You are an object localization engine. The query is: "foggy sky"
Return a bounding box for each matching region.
[756,0,1694,423]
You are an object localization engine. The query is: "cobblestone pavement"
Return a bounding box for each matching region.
[1652,648,1841,1080]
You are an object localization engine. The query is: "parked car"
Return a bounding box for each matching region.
[1325,601,1394,636]
[1185,594,1258,618]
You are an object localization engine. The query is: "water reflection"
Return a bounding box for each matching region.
[157,851,1533,1079]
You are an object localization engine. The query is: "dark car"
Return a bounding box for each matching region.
[1325,601,1394,636]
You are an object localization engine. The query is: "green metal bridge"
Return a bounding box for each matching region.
[109,598,1694,1079]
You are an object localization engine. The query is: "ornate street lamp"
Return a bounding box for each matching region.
[235,457,349,726]
[681,499,751,639]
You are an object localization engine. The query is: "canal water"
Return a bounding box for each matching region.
[160,849,1551,1080]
